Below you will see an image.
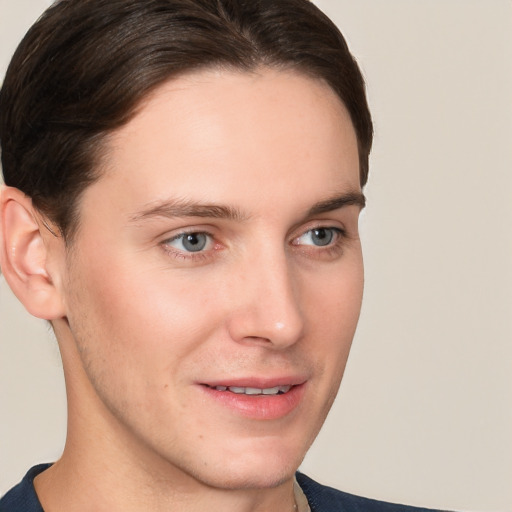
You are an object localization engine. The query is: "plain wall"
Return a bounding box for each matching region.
[1,1,511,511]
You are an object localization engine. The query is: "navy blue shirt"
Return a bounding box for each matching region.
[0,465,46,512]
[1,464,450,512]
[295,473,450,511]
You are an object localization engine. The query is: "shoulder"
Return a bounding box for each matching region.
[296,473,452,512]
[0,464,50,512]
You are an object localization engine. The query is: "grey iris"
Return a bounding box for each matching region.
[183,233,208,252]
[311,228,333,246]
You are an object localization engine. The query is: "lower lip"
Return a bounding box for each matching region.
[200,383,306,420]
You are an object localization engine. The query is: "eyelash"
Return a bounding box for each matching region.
[160,225,348,263]
[292,226,347,259]
[161,230,217,262]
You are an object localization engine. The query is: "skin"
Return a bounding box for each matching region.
[1,68,364,511]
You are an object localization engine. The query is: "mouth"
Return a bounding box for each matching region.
[199,381,306,420]
[204,384,292,396]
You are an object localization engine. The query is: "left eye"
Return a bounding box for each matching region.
[165,232,212,252]
[295,227,339,247]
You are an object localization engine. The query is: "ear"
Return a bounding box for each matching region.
[0,186,66,320]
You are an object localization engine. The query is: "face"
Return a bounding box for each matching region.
[55,68,364,491]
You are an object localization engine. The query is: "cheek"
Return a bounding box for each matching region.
[306,254,364,327]
[67,256,222,377]
[304,256,363,376]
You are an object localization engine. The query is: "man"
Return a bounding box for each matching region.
[0,1,448,511]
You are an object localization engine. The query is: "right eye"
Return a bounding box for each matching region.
[163,232,213,253]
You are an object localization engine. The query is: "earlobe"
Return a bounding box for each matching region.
[0,186,66,320]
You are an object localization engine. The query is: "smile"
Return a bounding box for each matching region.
[200,382,306,420]
[206,385,292,395]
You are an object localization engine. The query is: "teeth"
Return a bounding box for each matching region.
[212,385,292,395]
[228,386,245,394]
[262,386,282,395]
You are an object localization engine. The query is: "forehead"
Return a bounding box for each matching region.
[85,68,360,220]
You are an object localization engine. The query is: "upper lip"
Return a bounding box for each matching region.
[200,376,307,389]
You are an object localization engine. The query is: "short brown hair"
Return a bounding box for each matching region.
[0,0,373,240]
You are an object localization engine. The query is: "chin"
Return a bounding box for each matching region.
[196,464,298,491]
[189,442,307,491]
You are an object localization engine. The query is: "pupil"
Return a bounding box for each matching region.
[312,228,333,246]
[184,233,207,252]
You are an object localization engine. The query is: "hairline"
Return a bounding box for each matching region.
[53,63,364,247]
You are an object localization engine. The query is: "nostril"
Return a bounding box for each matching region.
[244,335,272,344]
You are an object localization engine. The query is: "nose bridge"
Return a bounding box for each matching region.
[227,244,304,348]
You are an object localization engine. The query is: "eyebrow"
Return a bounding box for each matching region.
[129,191,365,223]
[129,198,249,223]
[307,191,366,216]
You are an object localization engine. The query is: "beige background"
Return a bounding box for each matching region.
[1,1,511,511]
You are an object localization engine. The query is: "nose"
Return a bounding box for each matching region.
[225,249,305,349]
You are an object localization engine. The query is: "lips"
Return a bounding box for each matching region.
[199,379,306,420]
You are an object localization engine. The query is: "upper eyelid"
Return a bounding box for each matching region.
[160,222,348,241]
[291,221,347,240]
[159,226,216,243]
[166,230,213,241]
